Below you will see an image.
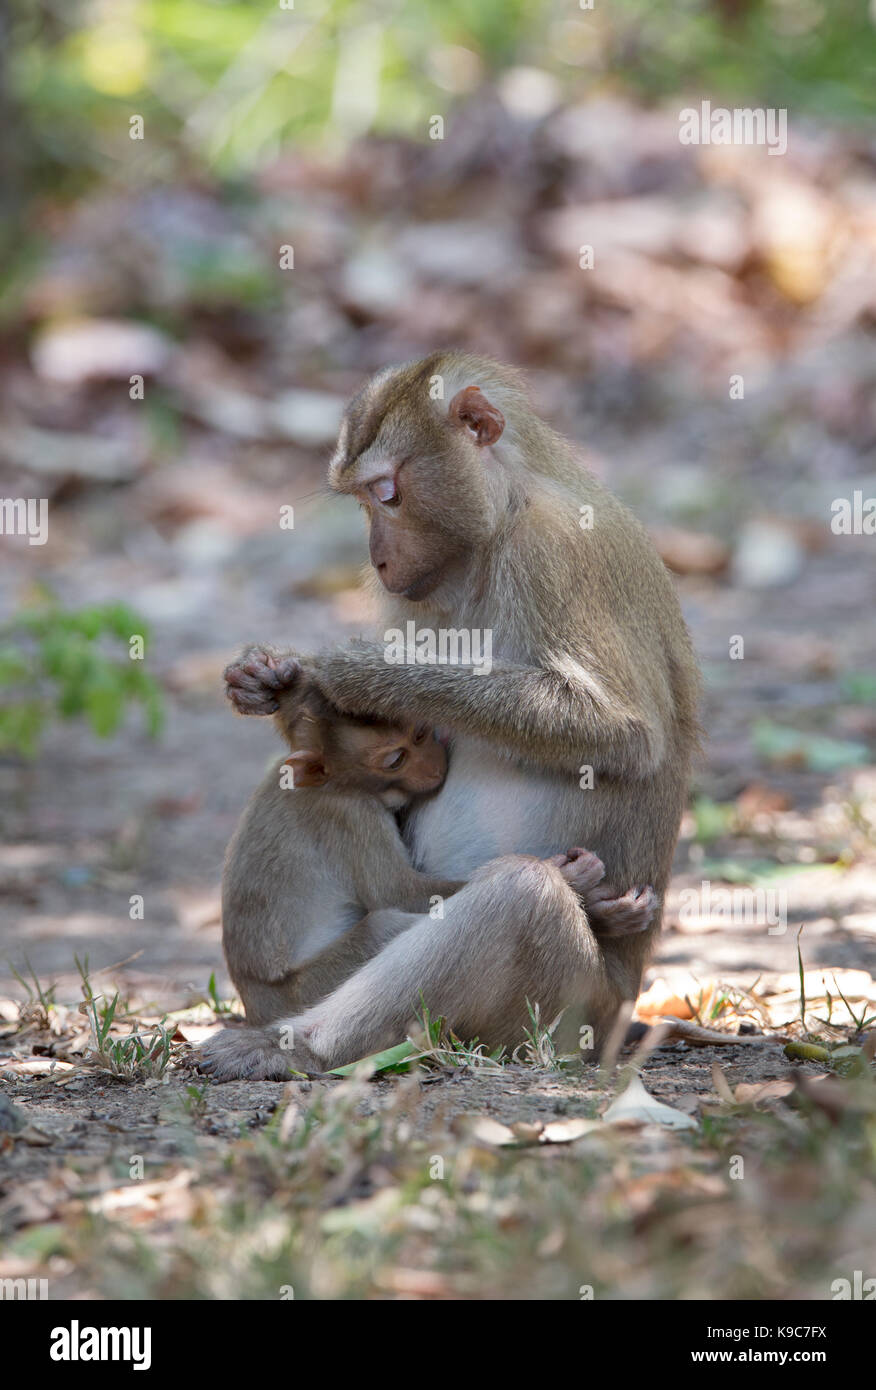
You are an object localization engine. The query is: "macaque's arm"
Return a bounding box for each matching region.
[222,641,664,778]
[353,807,463,912]
[310,641,664,779]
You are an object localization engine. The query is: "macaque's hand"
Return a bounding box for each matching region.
[547,849,658,937]
[547,847,607,896]
[224,646,305,716]
[585,883,659,938]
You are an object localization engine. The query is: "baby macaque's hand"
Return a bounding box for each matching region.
[224,646,304,716]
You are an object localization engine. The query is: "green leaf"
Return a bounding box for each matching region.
[84,672,125,738]
[691,796,735,844]
[841,671,876,705]
[329,1041,418,1077]
[698,858,838,885]
[0,645,32,685]
[0,702,47,756]
[753,719,869,773]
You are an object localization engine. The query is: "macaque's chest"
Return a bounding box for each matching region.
[405,736,588,877]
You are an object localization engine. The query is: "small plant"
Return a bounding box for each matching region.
[0,595,163,756]
[412,1000,506,1071]
[513,999,563,1069]
[181,1084,209,1120]
[85,990,176,1080]
[8,955,57,1028]
[796,925,808,1033]
[205,972,236,1016]
[830,974,876,1036]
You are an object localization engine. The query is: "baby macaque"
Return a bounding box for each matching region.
[220,689,463,1027]
[217,671,657,1055]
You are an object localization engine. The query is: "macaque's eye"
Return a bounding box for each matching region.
[413,725,430,744]
[370,476,400,506]
[383,749,407,771]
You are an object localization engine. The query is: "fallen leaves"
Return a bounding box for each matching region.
[603,1075,698,1130]
[635,975,724,1022]
[88,1171,197,1224]
[454,1114,602,1148]
[31,318,174,384]
[457,1076,700,1149]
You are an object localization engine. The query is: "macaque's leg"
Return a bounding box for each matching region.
[199,856,610,1080]
[236,907,419,1026]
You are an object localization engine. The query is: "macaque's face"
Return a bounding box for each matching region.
[355,457,472,601]
[330,377,506,601]
[350,721,448,798]
[285,719,447,802]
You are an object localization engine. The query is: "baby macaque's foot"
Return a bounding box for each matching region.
[547,847,607,896]
[585,883,659,938]
[224,646,302,716]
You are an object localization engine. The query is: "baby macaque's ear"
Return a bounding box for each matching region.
[448,385,505,446]
[283,751,328,787]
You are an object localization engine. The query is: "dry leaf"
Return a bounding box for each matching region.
[19,1123,54,1147]
[539,1117,601,1144]
[711,1062,736,1105]
[603,1075,698,1130]
[636,977,721,1022]
[454,1116,517,1147]
[510,1121,544,1143]
[734,1078,796,1105]
[650,525,730,576]
[2,1058,74,1076]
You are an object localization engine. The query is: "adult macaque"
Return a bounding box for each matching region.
[200,352,698,1079]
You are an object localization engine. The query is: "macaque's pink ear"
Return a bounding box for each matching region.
[283,752,328,787]
[448,385,505,446]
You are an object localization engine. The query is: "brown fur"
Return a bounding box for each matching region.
[200,353,700,1080]
[220,704,460,1028]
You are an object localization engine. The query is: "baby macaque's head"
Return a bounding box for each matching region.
[283,693,447,808]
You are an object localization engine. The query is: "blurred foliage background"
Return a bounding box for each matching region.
[3,0,874,205]
[0,0,874,784]
[2,0,874,275]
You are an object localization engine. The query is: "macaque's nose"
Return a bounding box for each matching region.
[369,532,387,569]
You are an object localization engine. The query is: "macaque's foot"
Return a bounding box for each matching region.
[548,847,606,896]
[585,883,659,938]
[197,1024,324,1081]
[224,646,302,716]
